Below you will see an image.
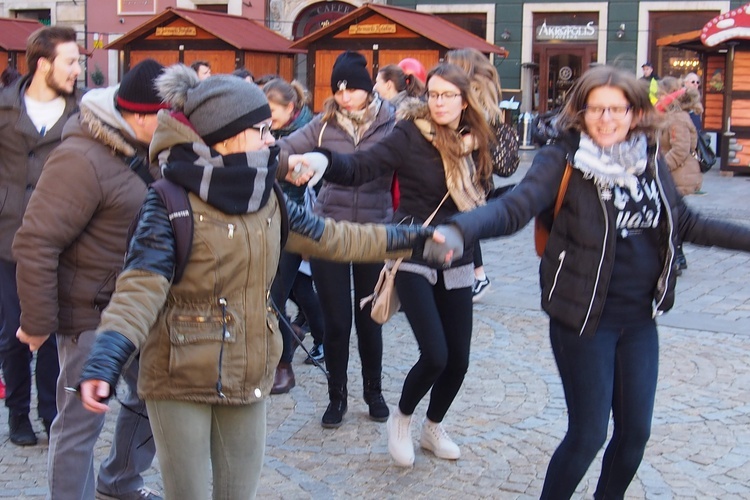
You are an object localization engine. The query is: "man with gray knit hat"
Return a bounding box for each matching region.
[13,58,166,500]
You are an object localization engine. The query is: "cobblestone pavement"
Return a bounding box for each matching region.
[3,152,750,499]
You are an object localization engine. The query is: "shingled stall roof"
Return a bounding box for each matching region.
[0,17,42,52]
[290,3,508,57]
[105,7,303,54]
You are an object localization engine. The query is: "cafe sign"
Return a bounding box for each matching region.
[349,24,397,35]
[536,21,598,41]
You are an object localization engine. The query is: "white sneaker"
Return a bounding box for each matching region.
[420,419,460,460]
[387,407,414,467]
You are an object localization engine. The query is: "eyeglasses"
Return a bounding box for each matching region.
[583,105,632,119]
[427,91,461,102]
[252,122,273,140]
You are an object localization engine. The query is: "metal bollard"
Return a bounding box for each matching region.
[518,112,536,150]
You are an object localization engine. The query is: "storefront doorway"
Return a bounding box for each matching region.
[536,46,597,112]
[530,12,599,114]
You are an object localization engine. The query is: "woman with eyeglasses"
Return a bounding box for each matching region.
[421,64,750,498]
[658,76,705,274]
[292,63,495,466]
[74,66,441,499]
[683,72,704,133]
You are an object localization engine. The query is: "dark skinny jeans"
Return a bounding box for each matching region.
[309,259,383,388]
[394,270,473,423]
[271,250,324,364]
[541,318,659,500]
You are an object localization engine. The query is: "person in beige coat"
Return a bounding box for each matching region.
[658,77,703,272]
[658,77,703,195]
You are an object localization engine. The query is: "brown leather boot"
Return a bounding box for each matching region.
[271,362,296,394]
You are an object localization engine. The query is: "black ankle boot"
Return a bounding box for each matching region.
[9,413,37,446]
[363,378,389,422]
[321,383,347,428]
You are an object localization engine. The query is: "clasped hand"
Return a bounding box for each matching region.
[286,152,328,186]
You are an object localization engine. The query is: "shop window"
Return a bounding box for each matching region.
[649,11,718,80]
[118,0,156,15]
[196,5,229,13]
[435,13,486,40]
[12,9,51,26]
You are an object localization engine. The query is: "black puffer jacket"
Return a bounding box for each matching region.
[452,130,750,337]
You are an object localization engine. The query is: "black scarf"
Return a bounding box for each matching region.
[160,143,279,215]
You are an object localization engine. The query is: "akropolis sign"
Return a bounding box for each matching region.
[536,21,598,41]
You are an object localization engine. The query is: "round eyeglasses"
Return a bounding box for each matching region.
[583,105,632,119]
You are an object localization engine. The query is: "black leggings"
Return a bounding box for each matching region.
[310,258,383,387]
[395,270,473,423]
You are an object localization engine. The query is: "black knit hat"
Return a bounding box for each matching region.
[116,59,168,114]
[330,51,373,94]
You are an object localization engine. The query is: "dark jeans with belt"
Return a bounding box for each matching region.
[541,317,659,500]
[0,258,58,421]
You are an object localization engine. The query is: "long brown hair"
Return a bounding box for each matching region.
[556,65,661,140]
[445,48,503,125]
[426,63,493,187]
[379,64,424,97]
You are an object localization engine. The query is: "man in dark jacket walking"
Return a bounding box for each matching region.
[13,59,166,500]
[0,26,80,447]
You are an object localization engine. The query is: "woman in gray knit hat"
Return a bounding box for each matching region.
[74,64,441,499]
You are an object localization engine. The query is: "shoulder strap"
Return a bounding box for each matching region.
[151,179,193,284]
[318,121,328,148]
[390,191,451,273]
[424,192,450,227]
[120,153,155,186]
[553,163,573,219]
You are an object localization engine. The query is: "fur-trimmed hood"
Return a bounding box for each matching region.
[396,96,429,122]
[71,86,141,158]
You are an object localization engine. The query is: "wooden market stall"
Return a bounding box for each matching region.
[0,17,43,75]
[659,4,750,174]
[105,7,303,80]
[290,4,508,111]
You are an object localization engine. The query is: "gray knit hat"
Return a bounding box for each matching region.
[156,64,271,145]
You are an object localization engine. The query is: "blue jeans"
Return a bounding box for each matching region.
[540,318,659,500]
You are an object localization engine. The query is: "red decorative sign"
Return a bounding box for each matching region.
[702,4,750,47]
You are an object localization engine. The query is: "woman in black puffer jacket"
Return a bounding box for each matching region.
[428,65,750,499]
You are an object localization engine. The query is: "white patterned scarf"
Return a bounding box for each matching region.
[573,132,648,196]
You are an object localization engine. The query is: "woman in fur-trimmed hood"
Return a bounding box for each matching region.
[297,63,495,467]
[657,77,704,196]
[76,64,437,499]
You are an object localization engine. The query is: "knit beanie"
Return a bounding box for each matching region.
[116,59,168,114]
[156,65,271,146]
[330,51,373,94]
